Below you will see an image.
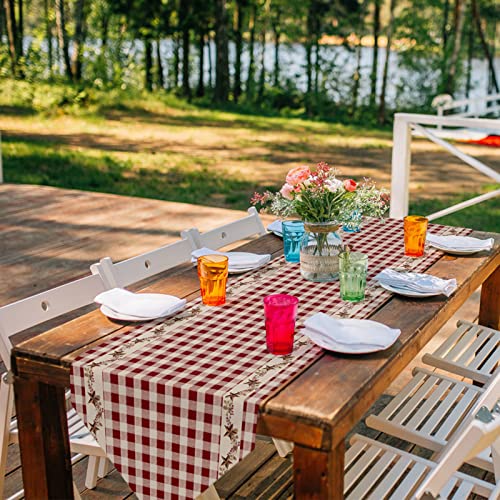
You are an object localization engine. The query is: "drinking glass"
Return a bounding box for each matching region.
[404,215,428,257]
[263,294,299,355]
[197,255,229,306]
[339,252,368,302]
[283,220,304,263]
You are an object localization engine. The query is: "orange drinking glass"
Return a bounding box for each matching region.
[404,215,428,257]
[197,255,229,306]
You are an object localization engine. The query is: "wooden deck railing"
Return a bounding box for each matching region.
[389,113,500,221]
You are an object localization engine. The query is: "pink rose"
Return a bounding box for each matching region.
[279,183,294,200]
[343,179,357,192]
[286,166,311,186]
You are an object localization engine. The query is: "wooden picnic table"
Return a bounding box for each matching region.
[11,229,500,499]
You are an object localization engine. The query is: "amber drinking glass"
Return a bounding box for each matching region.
[197,255,229,306]
[404,215,428,257]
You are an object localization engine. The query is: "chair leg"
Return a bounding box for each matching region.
[0,381,14,499]
[85,455,100,489]
[98,457,111,478]
[272,437,294,457]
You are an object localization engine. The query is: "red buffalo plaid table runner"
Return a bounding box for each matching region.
[71,219,470,499]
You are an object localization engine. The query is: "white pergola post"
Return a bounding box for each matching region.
[389,114,412,219]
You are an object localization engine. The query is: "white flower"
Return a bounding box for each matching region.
[324,179,343,192]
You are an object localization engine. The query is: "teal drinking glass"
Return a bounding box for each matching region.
[339,251,368,302]
[283,220,304,263]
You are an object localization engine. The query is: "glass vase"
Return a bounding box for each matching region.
[299,222,343,282]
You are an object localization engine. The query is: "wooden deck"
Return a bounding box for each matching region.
[1,183,485,499]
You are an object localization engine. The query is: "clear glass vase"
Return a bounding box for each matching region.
[299,222,343,282]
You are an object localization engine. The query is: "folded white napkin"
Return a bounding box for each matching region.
[95,288,186,319]
[427,233,494,252]
[191,247,271,271]
[375,269,457,297]
[267,220,283,236]
[303,313,400,352]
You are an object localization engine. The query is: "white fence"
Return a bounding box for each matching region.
[436,93,500,120]
[390,113,500,220]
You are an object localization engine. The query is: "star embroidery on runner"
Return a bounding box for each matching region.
[88,420,101,435]
[220,454,234,468]
[88,389,101,406]
[224,424,238,440]
[246,377,260,390]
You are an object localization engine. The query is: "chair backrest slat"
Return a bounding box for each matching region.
[90,237,194,289]
[415,371,500,498]
[182,207,266,250]
[0,273,107,369]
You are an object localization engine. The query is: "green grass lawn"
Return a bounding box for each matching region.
[1,79,498,232]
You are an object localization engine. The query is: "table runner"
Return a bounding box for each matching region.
[71,218,470,499]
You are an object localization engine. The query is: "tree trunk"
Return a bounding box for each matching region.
[272,7,281,87]
[465,19,473,97]
[197,31,205,96]
[180,0,191,98]
[55,0,73,80]
[156,38,165,89]
[351,0,367,116]
[305,3,315,116]
[370,0,380,108]
[246,4,256,100]
[44,0,53,77]
[445,0,465,94]
[16,0,22,56]
[173,32,180,88]
[207,32,214,88]
[71,0,85,82]
[378,0,396,124]
[233,0,244,102]
[471,0,499,93]
[257,27,266,102]
[144,37,153,91]
[214,0,229,103]
[3,0,18,75]
[0,1,4,41]
[314,38,320,106]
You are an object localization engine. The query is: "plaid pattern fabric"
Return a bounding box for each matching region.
[71,219,470,499]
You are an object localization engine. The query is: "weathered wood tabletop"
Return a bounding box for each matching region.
[12,230,500,499]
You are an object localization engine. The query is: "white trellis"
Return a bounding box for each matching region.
[389,113,500,220]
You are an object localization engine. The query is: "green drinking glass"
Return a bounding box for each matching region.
[339,251,368,302]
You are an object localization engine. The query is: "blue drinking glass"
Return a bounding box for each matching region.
[283,220,305,263]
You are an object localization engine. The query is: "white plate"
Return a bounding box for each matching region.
[228,263,268,274]
[100,305,159,322]
[302,318,400,354]
[428,242,486,255]
[378,282,442,298]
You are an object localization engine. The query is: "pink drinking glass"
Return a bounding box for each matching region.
[263,294,299,355]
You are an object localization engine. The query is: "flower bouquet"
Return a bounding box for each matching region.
[252,162,389,282]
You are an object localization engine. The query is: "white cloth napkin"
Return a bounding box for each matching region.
[427,233,494,252]
[191,247,271,271]
[95,288,186,319]
[375,269,457,297]
[303,313,400,352]
[267,220,283,236]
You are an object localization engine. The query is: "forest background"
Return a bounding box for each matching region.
[0,0,499,230]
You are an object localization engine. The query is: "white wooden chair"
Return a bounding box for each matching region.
[90,236,194,289]
[0,274,111,499]
[345,376,500,499]
[181,207,267,251]
[365,367,495,472]
[422,320,500,385]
